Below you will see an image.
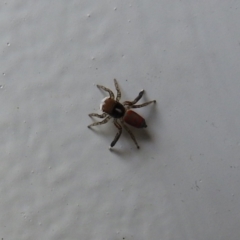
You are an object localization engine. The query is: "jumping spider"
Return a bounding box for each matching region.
[88,79,156,149]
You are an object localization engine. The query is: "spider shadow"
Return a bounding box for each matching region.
[108,147,134,158]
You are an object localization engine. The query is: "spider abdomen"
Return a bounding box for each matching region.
[123,110,147,128]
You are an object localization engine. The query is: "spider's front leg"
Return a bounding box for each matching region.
[114,79,121,102]
[110,119,122,148]
[97,84,115,99]
[89,112,107,118]
[88,116,111,128]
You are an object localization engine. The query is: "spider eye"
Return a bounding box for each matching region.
[111,103,125,118]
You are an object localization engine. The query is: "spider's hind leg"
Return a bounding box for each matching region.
[110,119,122,148]
[131,100,156,109]
[121,121,140,149]
[123,90,144,107]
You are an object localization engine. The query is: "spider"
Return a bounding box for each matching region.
[88,79,156,149]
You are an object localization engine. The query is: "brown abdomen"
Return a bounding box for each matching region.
[123,110,147,128]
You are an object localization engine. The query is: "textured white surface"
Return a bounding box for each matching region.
[1,0,240,239]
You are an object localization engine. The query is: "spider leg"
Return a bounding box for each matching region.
[89,112,107,118]
[88,116,111,128]
[110,119,122,148]
[131,100,156,109]
[97,84,115,99]
[123,90,144,107]
[114,79,121,101]
[121,121,140,149]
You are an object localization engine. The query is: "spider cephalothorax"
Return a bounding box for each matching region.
[88,79,156,149]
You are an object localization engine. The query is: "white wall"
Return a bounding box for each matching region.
[0,1,240,239]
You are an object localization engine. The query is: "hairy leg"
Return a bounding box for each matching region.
[131,100,156,109]
[89,112,107,118]
[121,121,140,149]
[123,90,144,107]
[97,84,115,99]
[88,116,111,128]
[110,119,122,148]
[114,79,121,102]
